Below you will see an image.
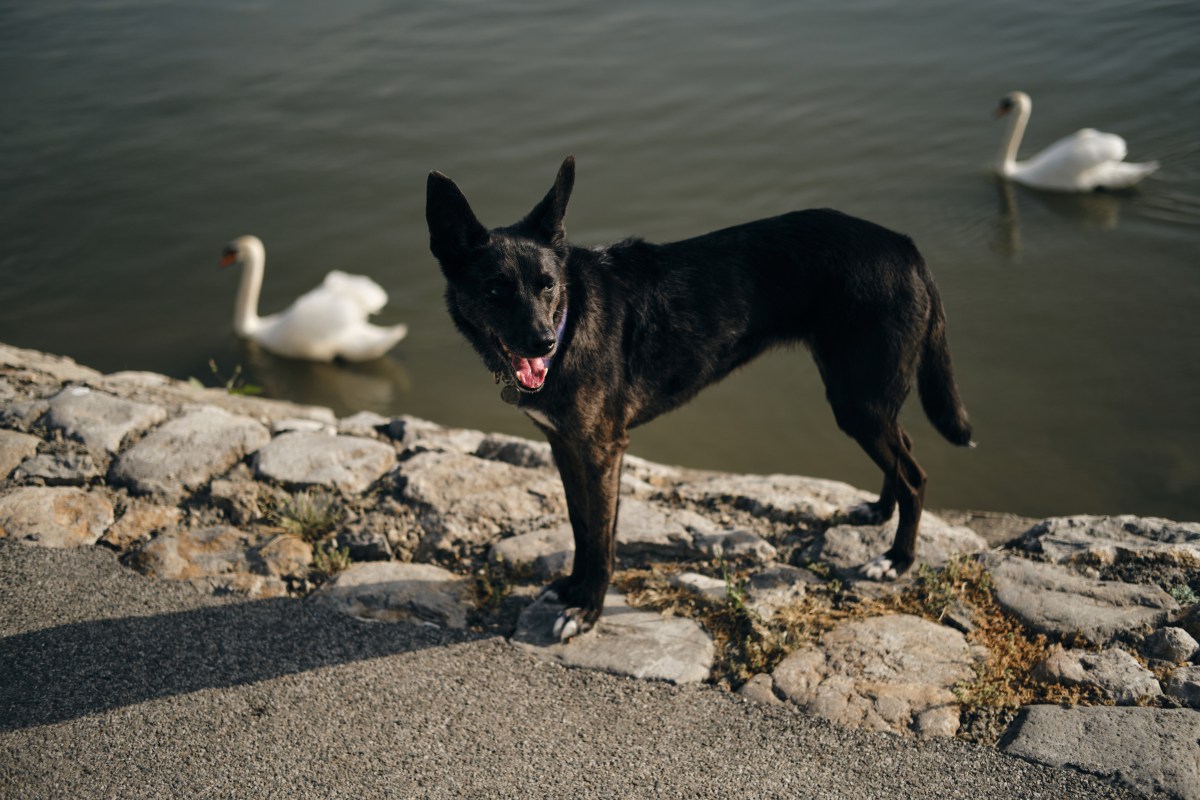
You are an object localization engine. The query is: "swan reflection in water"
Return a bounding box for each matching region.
[991,176,1123,260]
[236,338,413,418]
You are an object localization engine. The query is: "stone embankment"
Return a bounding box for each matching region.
[1,342,1198,799]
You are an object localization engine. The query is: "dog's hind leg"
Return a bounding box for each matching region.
[832,407,927,580]
[843,426,913,525]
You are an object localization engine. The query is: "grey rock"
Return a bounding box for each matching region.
[738,673,784,706]
[474,434,555,469]
[1033,646,1160,705]
[745,564,818,618]
[1182,603,1200,642]
[0,486,114,547]
[13,450,101,486]
[1144,627,1200,664]
[0,429,40,478]
[0,342,102,383]
[693,528,778,563]
[44,385,168,453]
[1164,665,1200,708]
[387,415,487,455]
[110,407,270,498]
[772,614,977,738]
[334,521,393,562]
[671,571,728,602]
[806,513,987,576]
[337,410,391,438]
[318,561,471,628]
[0,399,49,431]
[615,498,720,558]
[512,590,714,684]
[1017,514,1200,568]
[254,431,395,494]
[489,524,574,580]
[488,515,782,583]
[672,472,873,526]
[100,500,181,550]
[1000,705,1200,800]
[934,509,1041,548]
[129,525,303,598]
[270,417,335,435]
[208,479,264,525]
[981,552,1178,644]
[399,450,565,557]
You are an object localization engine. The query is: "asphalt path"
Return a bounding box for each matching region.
[0,542,1134,799]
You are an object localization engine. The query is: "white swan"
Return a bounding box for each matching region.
[219,235,408,362]
[994,91,1159,191]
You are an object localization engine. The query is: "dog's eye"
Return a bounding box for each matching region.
[537,276,555,294]
[487,282,513,303]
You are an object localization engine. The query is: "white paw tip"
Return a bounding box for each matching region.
[862,556,897,582]
[553,612,580,641]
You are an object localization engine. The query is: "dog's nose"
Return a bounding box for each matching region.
[533,331,557,355]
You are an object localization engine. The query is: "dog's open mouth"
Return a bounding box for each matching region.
[510,351,549,391]
[493,302,566,395]
[495,341,552,393]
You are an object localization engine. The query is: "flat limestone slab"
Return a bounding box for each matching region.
[980,552,1177,644]
[110,407,270,498]
[254,431,396,494]
[770,614,977,738]
[1000,705,1200,800]
[44,385,168,453]
[806,513,987,576]
[512,590,714,684]
[318,561,472,629]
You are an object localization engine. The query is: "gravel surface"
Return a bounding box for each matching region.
[0,542,1136,799]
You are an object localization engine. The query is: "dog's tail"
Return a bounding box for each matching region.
[918,280,974,447]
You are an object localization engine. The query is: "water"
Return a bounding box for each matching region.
[2,0,1198,521]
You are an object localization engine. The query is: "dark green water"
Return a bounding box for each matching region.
[2,0,1199,520]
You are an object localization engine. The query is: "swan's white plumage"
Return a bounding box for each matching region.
[995,92,1158,192]
[223,235,407,362]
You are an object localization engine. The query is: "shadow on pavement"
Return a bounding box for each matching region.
[0,594,469,730]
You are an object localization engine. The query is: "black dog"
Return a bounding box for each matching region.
[426,156,972,640]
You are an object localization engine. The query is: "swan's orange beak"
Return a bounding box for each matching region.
[219,251,238,268]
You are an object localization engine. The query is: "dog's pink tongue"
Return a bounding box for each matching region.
[512,355,548,390]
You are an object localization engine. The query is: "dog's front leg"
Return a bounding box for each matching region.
[541,431,627,641]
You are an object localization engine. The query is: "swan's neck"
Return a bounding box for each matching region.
[998,95,1031,175]
[233,240,265,336]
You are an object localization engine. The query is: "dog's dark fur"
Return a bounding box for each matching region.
[427,156,972,640]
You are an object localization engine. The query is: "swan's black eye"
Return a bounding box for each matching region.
[999,97,1013,110]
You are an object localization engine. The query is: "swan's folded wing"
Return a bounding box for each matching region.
[331,322,408,361]
[1032,129,1127,172]
[253,289,363,361]
[321,270,389,315]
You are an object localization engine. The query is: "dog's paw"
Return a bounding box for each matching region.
[860,554,899,582]
[552,607,595,642]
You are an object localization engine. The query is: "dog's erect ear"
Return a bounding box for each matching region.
[518,155,575,246]
[426,171,488,270]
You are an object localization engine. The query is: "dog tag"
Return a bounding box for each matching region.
[500,384,521,405]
